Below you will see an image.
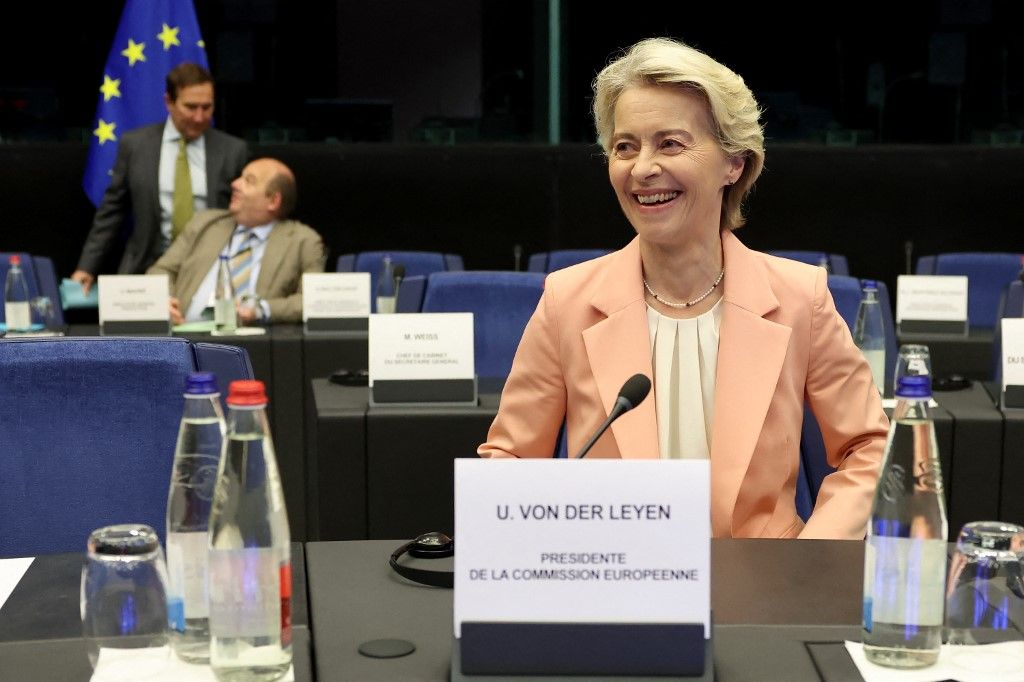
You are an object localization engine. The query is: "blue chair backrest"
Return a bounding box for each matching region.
[193,342,256,409]
[993,280,1024,383]
[336,251,465,312]
[527,250,610,273]
[0,253,42,325]
[420,271,544,379]
[915,255,937,274]
[0,337,197,556]
[768,250,850,276]
[796,275,896,520]
[932,252,1023,328]
[395,275,427,313]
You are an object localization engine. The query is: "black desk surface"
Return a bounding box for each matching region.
[0,542,312,681]
[305,539,865,681]
[898,328,995,381]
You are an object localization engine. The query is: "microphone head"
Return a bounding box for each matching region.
[393,264,406,280]
[617,373,651,410]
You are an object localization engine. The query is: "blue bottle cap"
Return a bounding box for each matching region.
[861,279,878,290]
[185,371,218,395]
[895,374,930,398]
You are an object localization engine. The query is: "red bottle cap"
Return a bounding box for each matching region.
[9,255,20,266]
[227,379,268,406]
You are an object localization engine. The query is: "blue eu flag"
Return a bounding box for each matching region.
[82,0,208,206]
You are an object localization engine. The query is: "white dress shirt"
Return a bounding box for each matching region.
[185,222,274,322]
[646,299,722,459]
[159,118,208,251]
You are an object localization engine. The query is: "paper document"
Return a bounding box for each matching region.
[0,557,33,611]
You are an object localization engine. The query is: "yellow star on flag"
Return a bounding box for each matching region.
[156,23,180,50]
[121,38,146,66]
[99,75,121,102]
[93,119,117,145]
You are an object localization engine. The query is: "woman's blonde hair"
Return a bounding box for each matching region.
[592,38,765,231]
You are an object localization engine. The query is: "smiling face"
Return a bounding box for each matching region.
[229,159,287,227]
[608,85,744,248]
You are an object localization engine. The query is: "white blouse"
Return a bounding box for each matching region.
[646,299,722,459]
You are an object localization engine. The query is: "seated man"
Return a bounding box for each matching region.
[148,157,325,325]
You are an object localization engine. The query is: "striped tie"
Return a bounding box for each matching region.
[230,232,258,297]
[171,137,193,241]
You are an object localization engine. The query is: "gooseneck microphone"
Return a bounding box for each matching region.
[574,374,651,459]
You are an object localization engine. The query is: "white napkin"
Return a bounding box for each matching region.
[90,646,295,682]
[846,640,1024,682]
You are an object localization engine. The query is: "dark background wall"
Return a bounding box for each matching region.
[5,143,1021,297]
[0,1,1021,294]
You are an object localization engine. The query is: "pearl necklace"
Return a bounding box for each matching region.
[642,268,725,308]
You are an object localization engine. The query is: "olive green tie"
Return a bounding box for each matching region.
[171,137,193,242]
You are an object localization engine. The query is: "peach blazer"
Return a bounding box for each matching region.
[479,230,887,539]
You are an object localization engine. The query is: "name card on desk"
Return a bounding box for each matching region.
[302,273,370,332]
[896,275,968,335]
[98,275,170,335]
[368,313,475,403]
[1001,318,1024,408]
[454,459,710,639]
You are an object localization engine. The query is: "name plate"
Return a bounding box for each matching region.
[302,273,370,332]
[98,275,170,335]
[369,312,474,403]
[454,459,710,639]
[1002,318,1024,408]
[896,275,968,334]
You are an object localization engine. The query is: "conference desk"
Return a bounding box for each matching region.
[305,538,865,681]
[0,543,313,681]
[311,378,1007,543]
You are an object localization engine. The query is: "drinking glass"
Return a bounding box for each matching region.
[30,296,57,330]
[945,522,1024,674]
[80,524,170,679]
[237,293,261,323]
[893,344,931,397]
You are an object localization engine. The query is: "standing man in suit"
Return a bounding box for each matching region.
[148,157,325,325]
[72,62,248,293]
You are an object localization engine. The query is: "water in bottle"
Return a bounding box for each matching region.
[376,255,397,313]
[208,380,291,681]
[862,375,947,668]
[4,255,31,332]
[854,279,886,394]
[166,372,225,663]
[215,254,237,332]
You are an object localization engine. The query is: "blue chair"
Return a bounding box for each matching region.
[527,250,611,274]
[395,275,427,313]
[0,337,254,557]
[917,252,1023,328]
[768,250,851,276]
[796,275,896,520]
[915,255,937,275]
[992,280,1024,384]
[193,342,256,409]
[336,251,464,312]
[416,271,545,379]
